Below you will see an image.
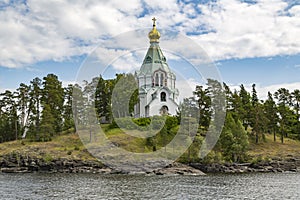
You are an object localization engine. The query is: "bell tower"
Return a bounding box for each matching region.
[134,18,179,117]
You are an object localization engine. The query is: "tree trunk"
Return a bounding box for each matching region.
[15,120,18,140]
[255,132,258,144]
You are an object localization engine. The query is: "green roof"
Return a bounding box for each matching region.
[137,42,172,76]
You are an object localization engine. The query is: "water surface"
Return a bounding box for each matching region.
[0,173,299,199]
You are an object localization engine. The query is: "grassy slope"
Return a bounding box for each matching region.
[1,128,300,162]
[0,134,95,161]
[248,133,300,159]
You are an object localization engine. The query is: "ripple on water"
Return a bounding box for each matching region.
[0,173,299,199]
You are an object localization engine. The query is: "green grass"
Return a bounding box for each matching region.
[1,129,300,163]
[104,127,151,153]
[0,134,97,161]
[247,133,300,159]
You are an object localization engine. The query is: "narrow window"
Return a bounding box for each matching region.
[161,92,166,102]
[155,73,159,86]
[160,74,164,86]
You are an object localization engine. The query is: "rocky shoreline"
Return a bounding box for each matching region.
[190,157,300,173]
[1,153,300,175]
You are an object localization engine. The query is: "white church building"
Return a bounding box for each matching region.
[134,18,179,118]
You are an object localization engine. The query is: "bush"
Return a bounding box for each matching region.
[133,117,151,126]
[43,154,53,163]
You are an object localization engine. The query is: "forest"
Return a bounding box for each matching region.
[0,73,300,163]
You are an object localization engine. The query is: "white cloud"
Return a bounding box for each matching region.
[289,5,300,16]
[62,80,76,88]
[257,82,300,99]
[0,0,300,68]
[195,0,300,60]
[176,78,200,102]
[0,0,145,68]
[228,82,300,100]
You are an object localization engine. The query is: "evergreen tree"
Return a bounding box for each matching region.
[42,74,64,133]
[239,84,252,130]
[72,84,85,128]
[291,89,300,139]
[111,73,138,118]
[219,113,249,162]
[250,84,266,143]
[39,104,55,141]
[193,85,211,130]
[0,90,18,142]
[274,88,293,143]
[264,92,279,141]
[63,84,74,131]
[26,77,42,139]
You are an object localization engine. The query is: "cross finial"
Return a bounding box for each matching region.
[152,17,156,27]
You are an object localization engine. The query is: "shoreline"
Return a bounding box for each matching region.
[189,157,300,173]
[1,153,300,175]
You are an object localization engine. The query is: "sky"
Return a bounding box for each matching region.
[0,0,300,100]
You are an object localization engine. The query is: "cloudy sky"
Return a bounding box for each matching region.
[0,0,300,99]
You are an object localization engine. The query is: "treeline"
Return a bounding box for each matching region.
[180,81,300,162]
[0,74,73,142]
[1,73,299,153]
[223,83,300,143]
[0,73,138,143]
[185,81,300,143]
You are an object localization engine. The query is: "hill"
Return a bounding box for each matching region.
[1,129,300,164]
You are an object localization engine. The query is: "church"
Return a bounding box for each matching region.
[134,18,179,117]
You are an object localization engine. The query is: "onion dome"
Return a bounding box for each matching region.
[148,17,160,43]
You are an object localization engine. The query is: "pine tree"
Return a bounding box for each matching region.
[63,84,74,131]
[274,88,293,143]
[27,77,42,139]
[193,85,211,130]
[42,74,64,134]
[239,84,252,130]
[219,113,249,162]
[250,84,266,143]
[264,92,279,141]
[39,104,55,141]
[291,89,300,139]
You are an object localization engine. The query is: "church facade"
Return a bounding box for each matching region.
[134,18,179,118]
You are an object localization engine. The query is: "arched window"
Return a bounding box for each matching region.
[160,74,164,86]
[160,105,169,115]
[155,74,159,86]
[161,92,166,102]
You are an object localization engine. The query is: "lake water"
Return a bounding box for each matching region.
[0,173,299,199]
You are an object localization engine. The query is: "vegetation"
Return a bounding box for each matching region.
[1,73,300,164]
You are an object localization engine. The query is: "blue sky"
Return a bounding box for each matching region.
[0,0,300,99]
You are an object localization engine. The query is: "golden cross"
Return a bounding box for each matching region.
[152,17,156,27]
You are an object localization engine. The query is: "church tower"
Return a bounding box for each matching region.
[134,18,179,117]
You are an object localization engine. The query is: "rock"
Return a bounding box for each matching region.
[1,167,29,173]
[154,162,206,176]
[98,168,112,174]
